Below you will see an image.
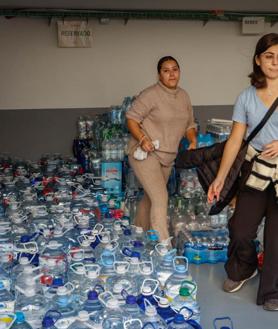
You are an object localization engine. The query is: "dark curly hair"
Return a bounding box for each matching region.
[249,33,278,88]
[157,56,180,73]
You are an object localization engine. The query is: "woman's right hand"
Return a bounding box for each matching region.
[141,137,155,153]
[207,177,225,204]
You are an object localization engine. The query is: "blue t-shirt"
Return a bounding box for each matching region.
[232,86,278,151]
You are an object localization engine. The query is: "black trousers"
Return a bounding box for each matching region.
[225,161,278,305]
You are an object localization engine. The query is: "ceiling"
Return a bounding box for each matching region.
[0,0,277,12]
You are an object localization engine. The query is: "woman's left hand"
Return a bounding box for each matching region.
[261,140,278,158]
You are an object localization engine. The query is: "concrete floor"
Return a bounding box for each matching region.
[190,263,278,329]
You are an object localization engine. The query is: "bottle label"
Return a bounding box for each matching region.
[0,301,15,313]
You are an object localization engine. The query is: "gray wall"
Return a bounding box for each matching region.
[0,106,233,160]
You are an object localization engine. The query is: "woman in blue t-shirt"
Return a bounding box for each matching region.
[208,33,278,310]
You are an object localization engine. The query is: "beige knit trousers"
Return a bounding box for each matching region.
[128,154,172,241]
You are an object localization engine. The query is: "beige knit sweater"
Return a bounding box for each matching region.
[126,81,196,166]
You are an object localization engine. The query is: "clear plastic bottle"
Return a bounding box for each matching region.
[106,262,136,304]
[145,230,160,256]
[155,296,177,324]
[122,294,143,322]
[171,283,200,323]
[142,299,167,329]
[164,257,193,301]
[155,253,176,288]
[82,290,104,325]
[50,284,78,329]
[10,312,32,329]
[67,311,95,329]
[14,263,42,295]
[15,285,48,329]
[40,240,68,284]
[0,264,12,293]
[0,281,15,313]
[99,292,124,329]
[137,279,159,311]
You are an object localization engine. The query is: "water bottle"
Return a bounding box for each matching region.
[185,239,207,265]
[14,238,39,266]
[15,284,48,329]
[101,139,110,161]
[155,253,176,288]
[0,281,15,313]
[106,262,135,303]
[155,296,177,324]
[137,261,157,289]
[167,314,201,329]
[0,264,12,293]
[82,290,104,324]
[111,221,123,241]
[40,240,68,284]
[171,282,200,323]
[122,294,143,321]
[94,232,113,258]
[10,312,32,329]
[99,291,124,329]
[213,317,234,329]
[15,264,42,296]
[50,283,78,329]
[145,230,160,255]
[44,277,65,301]
[137,279,159,311]
[67,248,86,268]
[127,257,142,277]
[98,252,115,283]
[151,242,176,267]
[0,225,14,273]
[142,299,167,329]
[164,257,193,301]
[85,266,105,295]
[67,311,95,329]
[132,239,148,260]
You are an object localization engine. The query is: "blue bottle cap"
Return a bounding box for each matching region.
[131,251,141,259]
[15,312,25,324]
[149,234,159,241]
[88,290,98,300]
[133,241,143,248]
[20,235,30,243]
[42,316,55,328]
[100,204,109,213]
[123,228,132,236]
[174,314,186,324]
[126,295,137,305]
[52,277,64,287]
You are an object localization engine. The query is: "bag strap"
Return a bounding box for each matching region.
[244,97,278,146]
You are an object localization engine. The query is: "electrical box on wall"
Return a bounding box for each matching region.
[242,17,265,35]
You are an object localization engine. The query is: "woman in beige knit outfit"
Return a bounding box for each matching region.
[126,56,197,241]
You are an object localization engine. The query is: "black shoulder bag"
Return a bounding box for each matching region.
[176,97,278,215]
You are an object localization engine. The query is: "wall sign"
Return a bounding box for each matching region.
[57,20,92,48]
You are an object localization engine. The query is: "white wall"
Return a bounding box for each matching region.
[0,17,277,109]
